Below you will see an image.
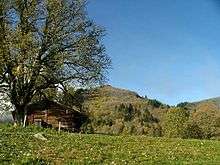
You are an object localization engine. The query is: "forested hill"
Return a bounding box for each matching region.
[81,85,169,135]
[83,85,169,119]
[80,85,220,139]
[181,97,220,112]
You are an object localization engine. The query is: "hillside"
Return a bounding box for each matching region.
[1,124,220,164]
[79,85,220,138]
[83,85,169,117]
[187,97,220,112]
[81,85,169,135]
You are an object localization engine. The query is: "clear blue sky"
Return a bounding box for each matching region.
[87,0,220,105]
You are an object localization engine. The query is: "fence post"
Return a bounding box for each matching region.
[58,121,61,132]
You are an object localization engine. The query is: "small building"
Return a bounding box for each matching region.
[26,100,87,131]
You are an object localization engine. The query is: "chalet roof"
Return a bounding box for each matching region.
[27,100,80,114]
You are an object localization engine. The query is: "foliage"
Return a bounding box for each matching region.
[7,84,218,139]
[111,119,124,135]
[80,119,94,134]
[79,86,168,136]
[147,123,163,137]
[62,87,220,139]
[163,108,189,138]
[190,109,220,139]
[115,104,135,121]
[182,121,203,139]
[0,93,13,112]
[148,99,163,108]
[58,86,87,110]
[0,0,111,123]
[176,102,189,108]
[81,100,162,136]
[1,124,220,164]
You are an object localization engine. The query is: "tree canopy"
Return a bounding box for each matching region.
[0,0,111,124]
[162,108,189,138]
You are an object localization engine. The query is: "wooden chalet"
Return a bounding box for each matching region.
[26,100,86,131]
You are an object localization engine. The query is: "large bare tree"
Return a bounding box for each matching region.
[0,0,111,124]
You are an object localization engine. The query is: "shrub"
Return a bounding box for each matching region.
[183,121,203,139]
[111,119,124,135]
[162,108,189,138]
[97,125,112,135]
[123,122,135,135]
[191,109,220,139]
[176,102,189,108]
[115,104,135,122]
[147,123,162,137]
[148,99,163,108]
[80,120,94,134]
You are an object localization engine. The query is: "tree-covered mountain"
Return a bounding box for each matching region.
[79,85,220,139]
[80,85,169,135]
[179,97,220,112]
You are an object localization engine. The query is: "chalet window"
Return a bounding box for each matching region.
[34,119,42,127]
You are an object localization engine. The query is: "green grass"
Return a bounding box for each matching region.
[1,124,220,164]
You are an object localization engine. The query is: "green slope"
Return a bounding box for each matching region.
[191,97,220,112]
[1,124,220,164]
[83,85,169,120]
[81,85,169,135]
[81,85,220,138]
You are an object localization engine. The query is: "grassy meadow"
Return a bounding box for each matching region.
[1,124,220,164]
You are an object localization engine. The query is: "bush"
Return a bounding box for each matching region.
[176,102,189,108]
[80,120,94,134]
[82,103,159,136]
[162,108,189,138]
[190,109,220,139]
[183,121,203,139]
[97,125,112,135]
[148,99,163,108]
[115,104,135,121]
[111,119,124,135]
[123,122,136,135]
[147,123,162,137]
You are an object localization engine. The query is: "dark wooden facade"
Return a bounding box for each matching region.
[27,100,86,131]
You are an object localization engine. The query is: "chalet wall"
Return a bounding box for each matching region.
[27,102,84,131]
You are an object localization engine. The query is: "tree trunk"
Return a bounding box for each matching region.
[13,105,25,125]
